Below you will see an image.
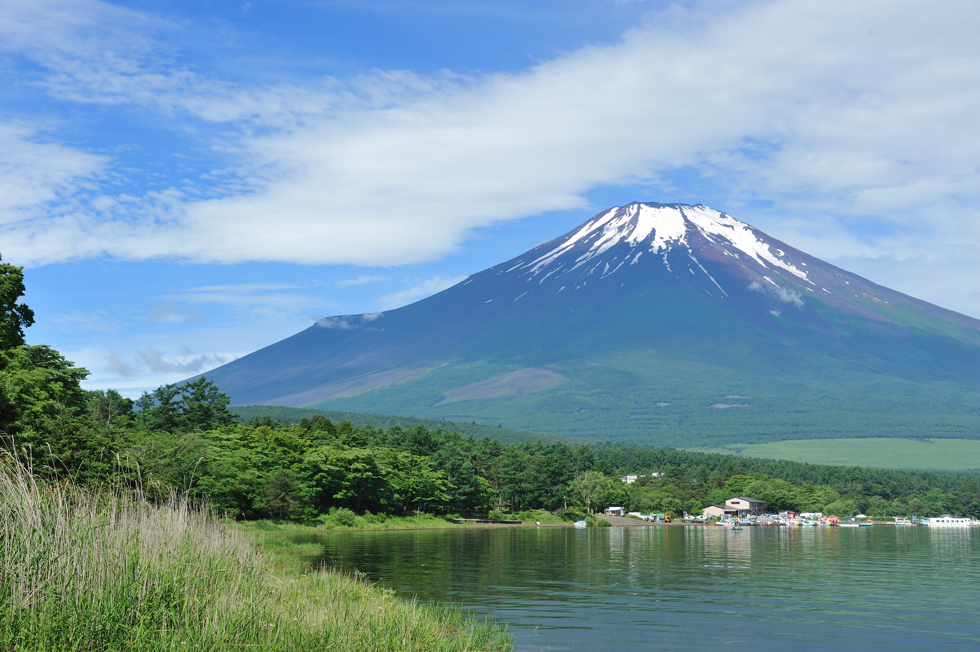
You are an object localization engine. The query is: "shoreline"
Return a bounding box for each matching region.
[241,515,914,537]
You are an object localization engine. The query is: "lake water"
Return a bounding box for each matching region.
[305,525,980,650]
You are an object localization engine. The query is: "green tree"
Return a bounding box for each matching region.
[0,254,34,350]
[571,471,614,513]
[88,389,135,433]
[264,469,305,520]
[179,377,234,431]
[0,345,89,438]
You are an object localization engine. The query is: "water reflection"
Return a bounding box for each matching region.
[306,526,980,650]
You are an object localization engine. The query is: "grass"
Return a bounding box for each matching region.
[0,455,512,651]
[235,509,568,546]
[690,437,980,472]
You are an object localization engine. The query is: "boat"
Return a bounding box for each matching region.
[922,515,975,527]
[730,524,742,531]
[894,518,916,526]
[573,520,587,529]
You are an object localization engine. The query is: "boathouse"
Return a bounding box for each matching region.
[702,505,738,518]
[725,497,767,516]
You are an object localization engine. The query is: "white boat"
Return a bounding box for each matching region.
[922,515,975,527]
[894,518,915,526]
[573,520,587,529]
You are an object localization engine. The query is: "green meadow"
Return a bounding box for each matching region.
[692,438,980,472]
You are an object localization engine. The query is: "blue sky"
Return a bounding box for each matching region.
[3,0,980,396]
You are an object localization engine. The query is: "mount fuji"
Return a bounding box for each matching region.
[200,203,980,446]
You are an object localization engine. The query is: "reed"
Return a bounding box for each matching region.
[0,454,511,651]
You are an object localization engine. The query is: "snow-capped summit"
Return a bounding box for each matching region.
[519,203,809,284]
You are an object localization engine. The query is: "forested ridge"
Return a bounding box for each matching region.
[3,254,980,521]
[7,373,980,520]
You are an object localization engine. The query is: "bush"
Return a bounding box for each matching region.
[487,510,506,521]
[562,508,586,522]
[331,507,357,527]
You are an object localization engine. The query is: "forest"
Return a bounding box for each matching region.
[3,253,980,522]
[5,369,980,521]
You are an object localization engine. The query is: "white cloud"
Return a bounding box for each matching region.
[335,275,391,288]
[2,0,980,315]
[105,350,139,377]
[166,283,324,317]
[103,346,225,378]
[51,309,121,332]
[0,121,106,227]
[147,302,206,324]
[376,275,467,310]
[138,346,225,375]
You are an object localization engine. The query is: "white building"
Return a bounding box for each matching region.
[620,473,662,484]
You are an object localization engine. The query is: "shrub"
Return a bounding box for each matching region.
[562,508,586,522]
[331,507,357,527]
[363,511,388,524]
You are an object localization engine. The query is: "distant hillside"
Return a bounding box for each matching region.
[230,405,589,446]
[203,203,980,447]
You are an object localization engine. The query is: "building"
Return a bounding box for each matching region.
[702,505,738,518]
[620,473,663,484]
[725,497,767,516]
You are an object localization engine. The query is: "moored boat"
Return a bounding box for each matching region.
[922,515,975,527]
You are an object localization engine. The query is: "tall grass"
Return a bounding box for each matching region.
[0,454,511,651]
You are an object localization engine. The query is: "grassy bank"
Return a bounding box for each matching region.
[237,508,571,539]
[0,458,511,651]
[690,437,980,472]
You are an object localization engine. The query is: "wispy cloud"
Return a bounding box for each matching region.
[147,302,206,324]
[335,275,391,288]
[164,283,325,317]
[376,275,466,311]
[2,0,980,307]
[749,281,805,309]
[105,350,139,377]
[52,309,121,332]
[103,346,225,377]
[138,346,225,374]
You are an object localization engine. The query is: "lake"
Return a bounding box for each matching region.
[304,525,980,650]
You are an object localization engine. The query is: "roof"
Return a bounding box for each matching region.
[731,496,765,503]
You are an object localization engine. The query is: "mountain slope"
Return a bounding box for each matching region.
[201,203,980,446]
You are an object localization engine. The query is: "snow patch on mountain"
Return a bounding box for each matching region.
[518,203,812,286]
